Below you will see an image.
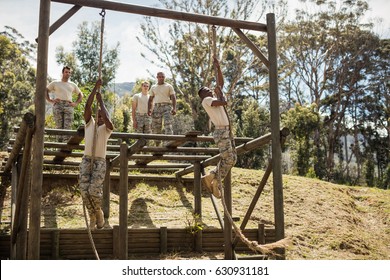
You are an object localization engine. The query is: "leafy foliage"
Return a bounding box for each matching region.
[0,27,36,149]
[55,21,120,87]
[282,103,321,176]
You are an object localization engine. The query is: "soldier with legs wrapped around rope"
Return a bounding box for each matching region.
[199,56,290,255]
[198,57,237,199]
[79,79,113,230]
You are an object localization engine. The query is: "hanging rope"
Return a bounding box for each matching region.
[211,25,289,257]
[87,9,105,206]
[90,8,105,171]
[82,8,106,261]
[212,25,236,149]
[83,200,100,260]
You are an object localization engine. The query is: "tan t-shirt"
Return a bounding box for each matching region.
[84,117,112,158]
[150,83,175,104]
[201,96,229,127]
[133,93,149,114]
[47,81,82,102]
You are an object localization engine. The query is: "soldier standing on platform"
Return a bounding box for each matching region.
[148,72,176,146]
[46,66,83,142]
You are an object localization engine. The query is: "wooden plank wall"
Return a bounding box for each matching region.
[0,227,275,260]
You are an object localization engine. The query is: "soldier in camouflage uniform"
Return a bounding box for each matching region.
[46,66,83,142]
[79,79,113,230]
[148,72,176,146]
[198,57,237,199]
[132,81,152,134]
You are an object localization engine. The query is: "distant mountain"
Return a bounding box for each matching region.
[108,82,135,97]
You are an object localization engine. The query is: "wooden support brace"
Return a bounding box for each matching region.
[111,138,147,168]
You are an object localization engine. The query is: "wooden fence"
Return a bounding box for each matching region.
[0,226,275,260]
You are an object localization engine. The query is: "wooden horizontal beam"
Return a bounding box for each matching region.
[175,128,290,177]
[52,0,267,32]
[43,150,210,162]
[35,5,82,42]
[14,127,253,144]
[233,28,270,68]
[111,138,147,167]
[26,141,219,154]
[42,172,193,182]
[41,160,190,170]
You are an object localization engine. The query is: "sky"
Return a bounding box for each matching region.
[1,0,389,83]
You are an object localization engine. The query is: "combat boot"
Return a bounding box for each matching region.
[96,208,104,229]
[89,213,97,230]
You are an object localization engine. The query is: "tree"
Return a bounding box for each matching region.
[281,103,321,176]
[113,92,132,133]
[235,97,270,169]
[358,38,390,187]
[0,28,36,149]
[55,21,120,87]
[278,0,382,182]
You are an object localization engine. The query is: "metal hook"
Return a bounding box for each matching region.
[99,9,106,18]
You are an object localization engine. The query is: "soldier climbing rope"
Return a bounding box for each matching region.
[81,8,107,261]
[204,25,290,257]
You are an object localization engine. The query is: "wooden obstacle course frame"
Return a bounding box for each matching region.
[2,0,285,260]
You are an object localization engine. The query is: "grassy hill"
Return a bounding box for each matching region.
[1,167,389,260]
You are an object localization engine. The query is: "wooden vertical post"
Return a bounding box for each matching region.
[223,171,233,260]
[15,163,30,260]
[13,123,34,259]
[29,0,50,260]
[193,161,202,252]
[51,230,60,259]
[112,225,119,259]
[258,223,265,245]
[267,13,285,251]
[10,160,20,259]
[160,227,167,254]
[119,142,128,260]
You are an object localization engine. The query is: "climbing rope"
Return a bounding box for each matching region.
[83,200,100,260]
[90,8,105,172]
[217,175,290,257]
[82,8,106,261]
[212,25,236,150]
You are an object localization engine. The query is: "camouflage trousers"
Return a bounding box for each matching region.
[135,113,152,134]
[79,156,106,216]
[53,100,74,142]
[151,103,173,146]
[211,129,237,182]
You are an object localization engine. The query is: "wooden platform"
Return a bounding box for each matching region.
[1,122,288,260]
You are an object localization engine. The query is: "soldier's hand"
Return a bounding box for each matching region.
[213,56,220,67]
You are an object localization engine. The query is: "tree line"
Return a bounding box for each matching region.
[0,0,388,189]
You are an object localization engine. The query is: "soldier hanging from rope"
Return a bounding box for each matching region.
[79,79,113,229]
[198,56,237,199]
